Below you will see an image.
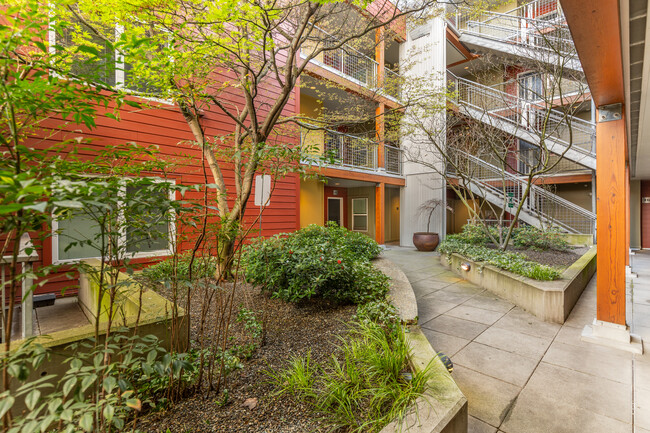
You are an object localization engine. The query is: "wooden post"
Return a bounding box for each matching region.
[376,103,385,170]
[596,108,627,325]
[375,182,385,244]
[626,163,630,265]
[375,27,385,87]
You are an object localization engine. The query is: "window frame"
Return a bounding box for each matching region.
[351,197,369,232]
[51,177,177,264]
[47,15,173,105]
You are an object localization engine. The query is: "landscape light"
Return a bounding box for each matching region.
[460,262,471,272]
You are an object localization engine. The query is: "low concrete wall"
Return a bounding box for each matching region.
[441,246,597,324]
[4,264,188,411]
[376,258,468,433]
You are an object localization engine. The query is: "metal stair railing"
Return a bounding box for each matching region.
[447,71,596,162]
[448,149,596,234]
[453,4,575,57]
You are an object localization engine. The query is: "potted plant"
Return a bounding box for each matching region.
[413,198,452,251]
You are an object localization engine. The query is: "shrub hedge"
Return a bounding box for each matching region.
[242,224,388,304]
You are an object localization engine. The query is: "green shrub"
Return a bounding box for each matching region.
[457,223,495,245]
[512,226,569,251]
[0,333,201,432]
[267,320,431,433]
[242,224,388,304]
[439,236,561,280]
[141,253,216,283]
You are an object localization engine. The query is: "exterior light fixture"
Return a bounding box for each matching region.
[460,262,471,272]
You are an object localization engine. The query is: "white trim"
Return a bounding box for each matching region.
[51,177,177,264]
[351,197,369,232]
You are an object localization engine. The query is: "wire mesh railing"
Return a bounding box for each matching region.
[300,25,403,100]
[447,71,596,161]
[384,67,401,100]
[323,130,378,171]
[448,149,596,234]
[384,144,403,175]
[452,3,576,58]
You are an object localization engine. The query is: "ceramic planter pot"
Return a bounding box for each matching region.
[413,232,440,252]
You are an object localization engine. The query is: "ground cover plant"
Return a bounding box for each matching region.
[439,224,565,281]
[267,300,431,433]
[243,224,389,304]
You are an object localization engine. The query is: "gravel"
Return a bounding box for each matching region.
[137,282,356,433]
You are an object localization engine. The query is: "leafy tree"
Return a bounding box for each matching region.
[51,0,439,276]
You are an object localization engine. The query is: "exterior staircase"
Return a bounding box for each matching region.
[448,150,596,235]
[447,0,582,73]
[447,71,596,170]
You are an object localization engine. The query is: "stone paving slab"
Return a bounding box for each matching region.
[524,362,632,423]
[420,328,470,358]
[473,326,552,360]
[469,416,497,433]
[445,304,506,326]
[453,342,539,387]
[381,247,641,433]
[451,365,521,427]
[421,314,489,340]
[500,387,632,433]
[542,340,633,384]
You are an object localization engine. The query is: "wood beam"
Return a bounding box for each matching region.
[596,112,627,325]
[562,0,624,106]
[375,182,385,244]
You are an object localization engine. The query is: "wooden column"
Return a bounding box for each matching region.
[375,27,385,87]
[596,109,627,325]
[376,103,385,170]
[626,163,630,265]
[375,182,385,244]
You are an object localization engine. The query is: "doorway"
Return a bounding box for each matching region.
[327,197,344,226]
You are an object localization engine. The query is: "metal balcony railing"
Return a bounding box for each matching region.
[300,127,404,175]
[447,71,596,165]
[448,149,596,234]
[300,25,402,100]
[385,143,403,175]
[384,68,401,100]
[301,25,378,89]
[324,130,378,171]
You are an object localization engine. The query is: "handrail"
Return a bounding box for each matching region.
[446,71,596,158]
[454,4,576,57]
[449,149,595,234]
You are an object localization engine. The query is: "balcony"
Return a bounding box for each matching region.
[301,128,403,176]
[300,25,401,101]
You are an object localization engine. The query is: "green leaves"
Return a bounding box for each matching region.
[243,224,388,304]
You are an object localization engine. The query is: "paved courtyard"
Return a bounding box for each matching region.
[383,247,650,433]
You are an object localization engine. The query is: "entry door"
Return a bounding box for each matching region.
[327,197,343,226]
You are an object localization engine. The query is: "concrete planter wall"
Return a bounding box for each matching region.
[375,258,468,433]
[441,246,597,324]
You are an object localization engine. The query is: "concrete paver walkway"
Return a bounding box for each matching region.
[383,247,647,433]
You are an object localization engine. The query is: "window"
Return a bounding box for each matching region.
[351,198,368,232]
[518,72,544,101]
[50,11,166,96]
[52,178,175,263]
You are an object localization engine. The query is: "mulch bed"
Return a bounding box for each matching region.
[137,282,356,433]
[513,246,588,269]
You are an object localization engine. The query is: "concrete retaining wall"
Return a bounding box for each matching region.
[376,258,468,433]
[441,246,597,324]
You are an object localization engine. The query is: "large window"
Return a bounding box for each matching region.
[52,179,175,263]
[351,198,368,232]
[49,11,165,96]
